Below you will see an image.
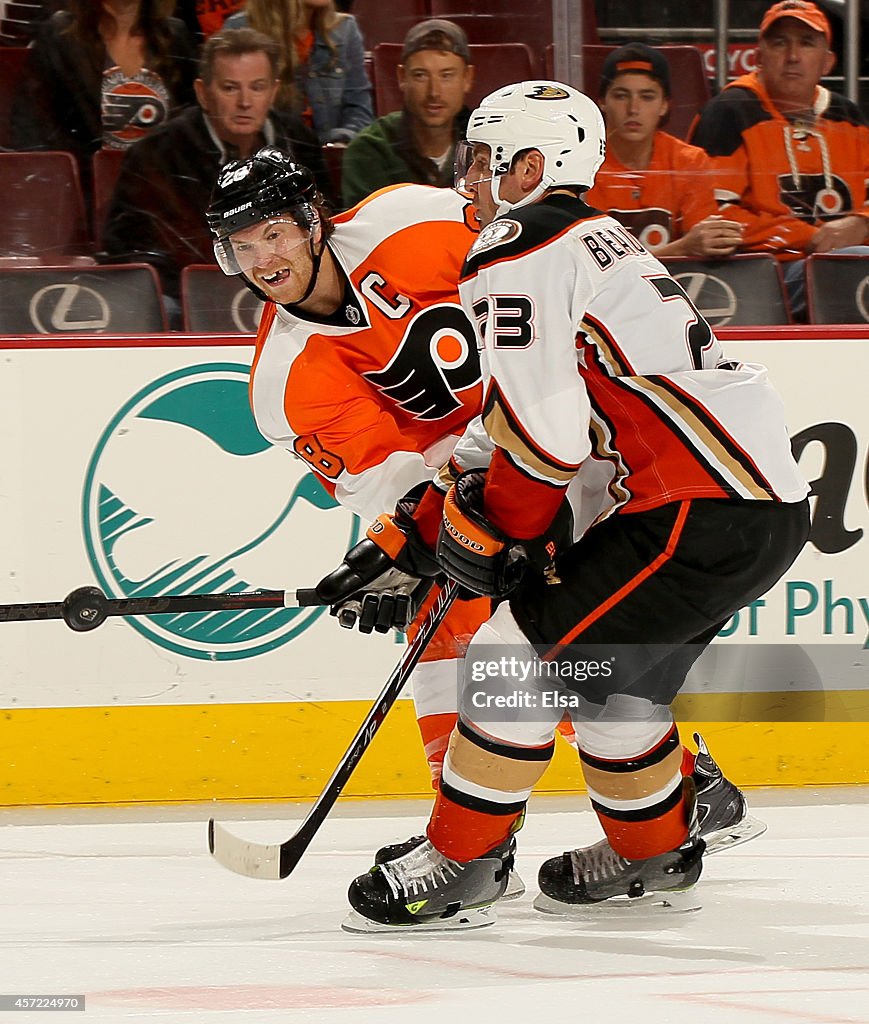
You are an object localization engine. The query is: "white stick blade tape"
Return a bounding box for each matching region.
[210,821,283,880]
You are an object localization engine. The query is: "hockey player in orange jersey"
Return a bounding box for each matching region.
[206,146,767,910]
[207,149,489,790]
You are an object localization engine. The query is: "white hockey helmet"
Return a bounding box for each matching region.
[460,80,606,215]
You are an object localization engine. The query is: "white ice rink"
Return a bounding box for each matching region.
[3,792,869,1024]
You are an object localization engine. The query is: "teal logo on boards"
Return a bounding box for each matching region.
[82,363,360,660]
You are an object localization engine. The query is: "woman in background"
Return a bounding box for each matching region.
[225,0,372,144]
[12,0,197,206]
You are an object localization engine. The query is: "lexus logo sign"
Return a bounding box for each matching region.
[671,271,738,326]
[857,275,869,321]
[230,287,263,333]
[29,284,111,333]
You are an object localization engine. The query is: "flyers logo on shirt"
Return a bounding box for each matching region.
[777,172,851,222]
[102,66,170,148]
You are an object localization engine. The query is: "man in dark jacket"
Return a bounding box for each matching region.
[100,27,332,319]
[341,19,473,209]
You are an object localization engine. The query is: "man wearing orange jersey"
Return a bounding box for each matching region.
[690,0,869,316]
[585,43,744,259]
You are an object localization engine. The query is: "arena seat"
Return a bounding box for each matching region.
[430,0,597,69]
[322,142,347,207]
[805,254,869,324]
[91,148,126,247]
[353,0,429,47]
[0,45,27,147]
[0,263,167,333]
[661,255,792,327]
[181,264,263,334]
[373,41,534,116]
[0,151,90,263]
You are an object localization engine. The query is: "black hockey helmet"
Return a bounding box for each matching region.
[207,145,321,280]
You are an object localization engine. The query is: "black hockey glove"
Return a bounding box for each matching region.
[314,485,440,634]
[438,470,573,599]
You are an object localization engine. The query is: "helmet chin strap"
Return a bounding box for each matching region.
[491,171,553,217]
[293,232,326,307]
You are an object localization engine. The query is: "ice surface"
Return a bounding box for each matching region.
[2,794,868,1023]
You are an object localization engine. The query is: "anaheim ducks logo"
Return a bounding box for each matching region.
[467,219,522,259]
[526,84,571,100]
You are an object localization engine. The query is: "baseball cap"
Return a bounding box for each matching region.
[599,43,671,97]
[759,0,832,43]
[401,19,471,63]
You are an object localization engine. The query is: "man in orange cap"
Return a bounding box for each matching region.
[690,0,869,317]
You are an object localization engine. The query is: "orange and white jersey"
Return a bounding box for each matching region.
[249,184,481,522]
[585,131,719,249]
[454,194,809,540]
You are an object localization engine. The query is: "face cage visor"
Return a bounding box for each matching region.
[453,140,497,192]
[213,206,319,277]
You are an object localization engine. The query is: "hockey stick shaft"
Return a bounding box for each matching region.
[208,578,460,880]
[0,585,323,630]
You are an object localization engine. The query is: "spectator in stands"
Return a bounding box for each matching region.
[11,0,197,209]
[99,27,331,325]
[690,0,869,317]
[224,0,372,144]
[341,18,474,209]
[586,43,744,259]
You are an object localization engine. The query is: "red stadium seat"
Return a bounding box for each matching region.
[0,46,28,148]
[322,143,347,205]
[353,0,429,48]
[806,254,869,324]
[661,255,791,327]
[181,264,264,334]
[429,0,597,67]
[92,148,126,247]
[0,151,90,262]
[373,41,534,116]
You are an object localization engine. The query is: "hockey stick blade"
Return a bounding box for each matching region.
[208,580,459,881]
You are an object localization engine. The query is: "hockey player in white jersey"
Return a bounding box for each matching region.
[344,81,811,930]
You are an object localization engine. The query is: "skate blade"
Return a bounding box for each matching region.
[532,889,702,918]
[341,905,497,934]
[703,813,767,855]
[501,871,526,902]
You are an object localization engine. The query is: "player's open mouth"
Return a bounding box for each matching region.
[262,268,291,286]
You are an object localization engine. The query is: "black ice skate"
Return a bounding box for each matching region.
[534,781,705,915]
[374,833,526,900]
[691,732,766,854]
[344,837,513,933]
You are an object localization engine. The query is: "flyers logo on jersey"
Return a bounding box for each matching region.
[364,303,480,420]
[526,85,571,100]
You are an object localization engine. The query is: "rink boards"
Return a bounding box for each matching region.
[0,329,867,806]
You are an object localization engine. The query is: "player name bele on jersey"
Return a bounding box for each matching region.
[581,223,647,269]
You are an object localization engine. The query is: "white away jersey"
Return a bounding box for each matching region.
[456,194,808,537]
